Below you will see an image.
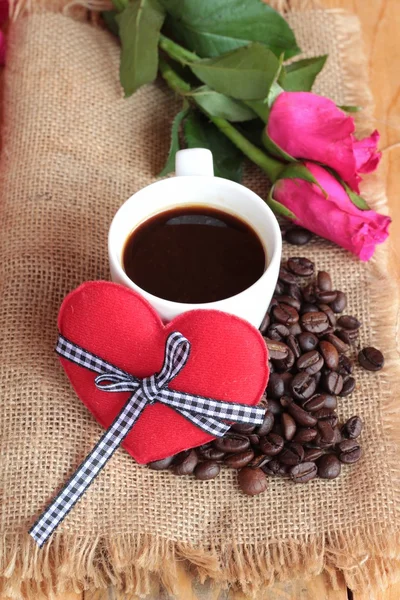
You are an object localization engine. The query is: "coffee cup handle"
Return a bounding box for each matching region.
[175,148,214,177]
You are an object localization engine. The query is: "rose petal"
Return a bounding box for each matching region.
[273,162,390,260]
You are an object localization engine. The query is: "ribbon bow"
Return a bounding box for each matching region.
[29,331,265,547]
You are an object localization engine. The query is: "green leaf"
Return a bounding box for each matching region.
[111,0,128,12]
[187,86,256,122]
[262,130,296,162]
[183,111,244,181]
[189,43,281,101]
[160,0,300,59]
[102,10,120,36]
[267,81,284,107]
[344,184,370,210]
[338,104,362,113]
[280,55,328,92]
[117,0,165,97]
[266,185,297,219]
[244,99,269,123]
[158,105,189,177]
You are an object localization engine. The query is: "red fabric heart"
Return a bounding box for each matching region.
[58,282,269,464]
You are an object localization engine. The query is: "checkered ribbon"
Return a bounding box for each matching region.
[29,331,265,547]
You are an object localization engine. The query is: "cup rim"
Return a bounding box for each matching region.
[108,175,282,309]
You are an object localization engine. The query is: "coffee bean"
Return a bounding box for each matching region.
[259,312,270,335]
[291,372,317,401]
[323,371,344,395]
[343,416,363,439]
[279,442,304,465]
[287,334,301,359]
[256,411,275,436]
[317,326,335,338]
[282,413,297,440]
[259,433,284,456]
[330,291,347,313]
[338,355,354,376]
[287,283,303,302]
[194,460,220,480]
[267,323,290,341]
[336,328,358,345]
[338,440,362,464]
[302,284,317,304]
[267,373,284,399]
[314,370,322,387]
[317,271,332,291]
[231,423,256,435]
[288,323,302,336]
[264,338,289,361]
[301,312,329,334]
[268,361,275,374]
[280,372,294,395]
[293,427,317,444]
[269,298,279,311]
[148,456,175,470]
[213,434,250,453]
[284,227,312,245]
[273,303,299,326]
[288,257,315,277]
[268,399,283,416]
[337,315,361,330]
[358,347,384,371]
[197,444,225,461]
[316,454,341,479]
[301,302,319,314]
[248,434,260,448]
[301,394,326,412]
[290,462,318,483]
[172,450,198,476]
[262,459,289,477]
[224,449,255,469]
[324,333,349,353]
[248,454,270,468]
[305,357,324,375]
[279,267,297,285]
[296,350,323,374]
[315,290,337,304]
[286,401,318,427]
[274,295,301,311]
[314,408,338,428]
[321,394,337,409]
[317,421,335,444]
[319,341,339,370]
[238,467,268,495]
[339,376,356,396]
[273,348,295,372]
[298,332,319,352]
[303,448,325,462]
[274,280,285,296]
[318,303,337,327]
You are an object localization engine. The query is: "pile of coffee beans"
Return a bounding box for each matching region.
[146,257,384,496]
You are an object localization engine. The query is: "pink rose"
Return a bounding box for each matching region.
[273,162,390,261]
[267,92,381,193]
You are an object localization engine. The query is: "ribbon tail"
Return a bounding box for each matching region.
[29,390,147,547]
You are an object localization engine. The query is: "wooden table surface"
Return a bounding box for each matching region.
[6,1,399,599]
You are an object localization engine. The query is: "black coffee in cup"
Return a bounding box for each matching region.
[122,205,266,304]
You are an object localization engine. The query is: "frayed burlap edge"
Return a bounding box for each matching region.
[1,5,400,600]
[7,0,321,22]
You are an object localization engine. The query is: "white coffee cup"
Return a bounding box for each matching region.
[108,148,282,328]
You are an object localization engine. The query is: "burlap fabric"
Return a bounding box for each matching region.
[0,2,399,598]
